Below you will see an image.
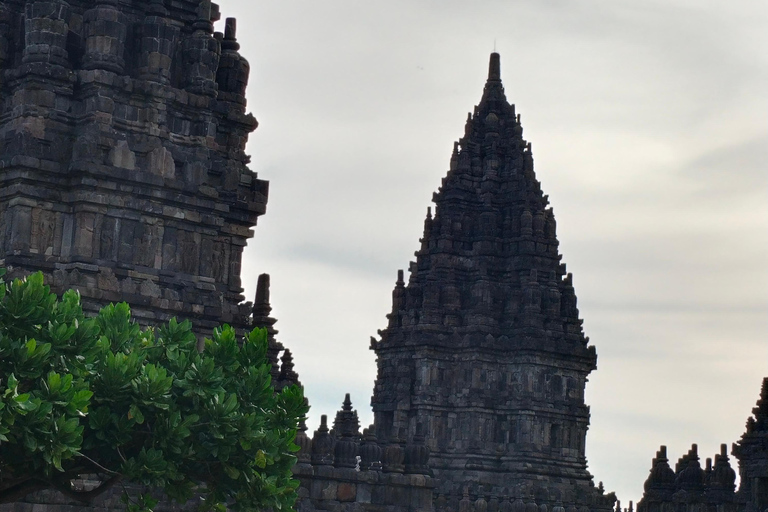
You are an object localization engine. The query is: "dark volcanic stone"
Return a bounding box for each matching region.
[370,53,610,511]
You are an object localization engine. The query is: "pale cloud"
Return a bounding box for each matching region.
[225,0,768,503]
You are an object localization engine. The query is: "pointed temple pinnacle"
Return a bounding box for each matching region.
[255,273,271,309]
[488,52,501,81]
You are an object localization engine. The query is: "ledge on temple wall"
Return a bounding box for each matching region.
[293,465,435,511]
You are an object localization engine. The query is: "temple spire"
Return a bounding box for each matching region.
[479,52,509,113]
[252,273,277,337]
[488,52,501,81]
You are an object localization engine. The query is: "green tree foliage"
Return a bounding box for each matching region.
[0,270,308,511]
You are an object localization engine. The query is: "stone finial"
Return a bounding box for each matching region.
[710,443,736,492]
[525,496,538,512]
[475,495,488,512]
[450,142,460,171]
[332,393,361,438]
[382,432,405,473]
[216,16,250,99]
[277,349,300,388]
[311,415,334,466]
[182,0,220,96]
[254,273,271,315]
[223,17,240,51]
[676,444,705,491]
[390,269,406,321]
[252,275,282,382]
[295,418,312,465]
[359,426,382,471]
[488,52,501,81]
[488,495,500,512]
[511,495,525,512]
[194,0,214,33]
[253,273,278,335]
[499,497,512,512]
[459,489,473,512]
[643,444,676,494]
[333,394,360,468]
[752,376,768,430]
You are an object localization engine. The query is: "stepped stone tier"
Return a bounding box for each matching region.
[638,378,768,512]
[0,0,265,333]
[370,53,613,510]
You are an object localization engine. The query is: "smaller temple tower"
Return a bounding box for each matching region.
[370,53,613,510]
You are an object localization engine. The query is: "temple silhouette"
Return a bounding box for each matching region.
[0,1,764,511]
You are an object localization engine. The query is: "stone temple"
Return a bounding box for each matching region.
[0,1,765,512]
[370,53,607,508]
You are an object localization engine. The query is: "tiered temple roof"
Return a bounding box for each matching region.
[370,53,609,510]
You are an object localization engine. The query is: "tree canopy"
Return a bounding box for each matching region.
[0,269,307,511]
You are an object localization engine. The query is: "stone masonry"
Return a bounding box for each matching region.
[0,0,265,334]
[370,53,613,511]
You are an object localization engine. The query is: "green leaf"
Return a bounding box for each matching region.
[255,449,267,469]
[129,404,145,424]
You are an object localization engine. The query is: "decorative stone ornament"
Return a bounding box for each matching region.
[311,415,334,466]
[181,0,220,96]
[359,427,382,471]
[82,0,126,73]
[382,434,405,473]
[295,419,312,466]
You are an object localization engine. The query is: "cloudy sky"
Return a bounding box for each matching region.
[214,0,766,504]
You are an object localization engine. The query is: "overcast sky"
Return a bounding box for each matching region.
[213,0,766,504]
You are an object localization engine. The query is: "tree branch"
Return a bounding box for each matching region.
[76,451,120,475]
[0,478,48,505]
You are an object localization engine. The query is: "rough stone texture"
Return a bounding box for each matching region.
[0,480,200,512]
[0,0,265,335]
[369,53,611,511]
[733,378,768,512]
[638,378,768,512]
[291,396,437,512]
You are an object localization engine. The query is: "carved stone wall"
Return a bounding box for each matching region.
[0,0,265,334]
